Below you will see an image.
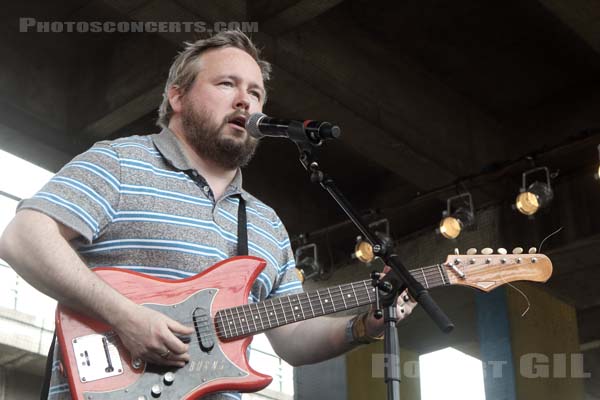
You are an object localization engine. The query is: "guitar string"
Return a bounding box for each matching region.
[99,288,380,353]
[98,290,377,350]
[84,258,536,353]
[164,267,447,331]
[103,276,436,346]
[210,257,533,337]
[95,267,448,340]
[91,266,451,348]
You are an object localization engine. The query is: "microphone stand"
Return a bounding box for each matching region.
[287,126,454,400]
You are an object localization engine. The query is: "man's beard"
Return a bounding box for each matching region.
[180,97,258,170]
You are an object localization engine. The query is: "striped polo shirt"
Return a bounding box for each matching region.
[19,128,302,400]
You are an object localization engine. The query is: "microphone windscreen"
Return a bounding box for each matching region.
[246,112,266,138]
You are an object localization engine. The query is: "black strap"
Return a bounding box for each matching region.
[237,195,248,256]
[40,333,56,399]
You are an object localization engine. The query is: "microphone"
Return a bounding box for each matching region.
[246,113,341,144]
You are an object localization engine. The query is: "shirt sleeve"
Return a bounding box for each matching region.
[17,142,121,243]
[268,219,304,299]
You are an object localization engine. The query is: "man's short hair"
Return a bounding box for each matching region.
[157,30,271,128]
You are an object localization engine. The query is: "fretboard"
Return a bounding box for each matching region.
[214,263,449,340]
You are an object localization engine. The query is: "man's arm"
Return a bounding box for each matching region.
[0,209,193,367]
[266,300,417,366]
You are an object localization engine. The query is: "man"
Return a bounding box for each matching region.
[0,30,416,399]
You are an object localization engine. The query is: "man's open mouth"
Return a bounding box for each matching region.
[228,115,247,129]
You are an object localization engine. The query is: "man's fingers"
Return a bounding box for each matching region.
[162,318,194,355]
[168,318,195,335]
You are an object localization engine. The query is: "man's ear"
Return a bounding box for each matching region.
[168,85,184,114]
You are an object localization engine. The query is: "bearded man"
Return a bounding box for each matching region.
[0,30,415,400]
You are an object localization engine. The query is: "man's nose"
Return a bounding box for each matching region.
[234,91,250,111]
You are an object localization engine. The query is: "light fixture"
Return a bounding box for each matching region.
[515,167,553,216]
[353,219,390,263]
[295,242,320,281]
[437,192,475,239]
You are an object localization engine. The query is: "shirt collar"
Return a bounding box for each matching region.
[152,128,247,199]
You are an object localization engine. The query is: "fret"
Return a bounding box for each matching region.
[228,308,239,337]
[340,285,348,309]
[269,300,280,326]
[421,268,429,288]
[287,297,297,322]
[438,264,448,286]
[306,292,316,317]
[327,288,336,312]
[235,306,247,335]
[278,298,288,324]
[253,303,265,331]
[241,306,252,333]
[350,282,360,307]
[223,312,231,339]
[247,304,259,333]
[261,302,272,328]
[216,312,227,339]
[296,294,306,319]
[316,290,326,314]
[363,281,374,303]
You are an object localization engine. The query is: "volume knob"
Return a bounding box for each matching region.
[151,384,162,398]
[164,372,175,385]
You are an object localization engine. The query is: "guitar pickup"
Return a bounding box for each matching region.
[193,308,214,352]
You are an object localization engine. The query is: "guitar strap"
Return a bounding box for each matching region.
[39,335,54,399]
[236,195,248,256]
[40,193,249,399]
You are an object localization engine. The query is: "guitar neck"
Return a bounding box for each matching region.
[215,263,450,340]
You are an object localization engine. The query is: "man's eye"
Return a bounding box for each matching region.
[220,81,233,87]
[250,91,261,100]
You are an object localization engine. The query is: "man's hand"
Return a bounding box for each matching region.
[364,266,418,338]
[113,305,195,368]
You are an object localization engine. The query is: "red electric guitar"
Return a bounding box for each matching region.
[56,250,552,399]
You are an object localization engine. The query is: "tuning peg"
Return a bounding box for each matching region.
[528,247,537,254]
[512,247,523,254]
[497,248,507,255]
[466,248,477,255]
[481,247,493,255]
[454,248,460,255]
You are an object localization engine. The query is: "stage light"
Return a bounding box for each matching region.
[353,219,390,263]
[515,167,553,216]
[295,242,320,281]
[437,193,475,239]
[354,240,374,263]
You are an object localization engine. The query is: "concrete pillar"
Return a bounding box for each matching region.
[507,283,586,399]
[476,284,586,400]
[476,287,518,400]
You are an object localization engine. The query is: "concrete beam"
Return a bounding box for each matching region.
[81,0,245,139]
[84,84,164,138]
[0,100,74,171]
[537,0,600,55]
[93,0,461,190]
[261,0,345,35]
[270,22,510,180]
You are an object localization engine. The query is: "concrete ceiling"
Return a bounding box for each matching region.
[2,0,600,386]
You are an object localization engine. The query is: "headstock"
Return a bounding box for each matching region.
[443,247,553,292]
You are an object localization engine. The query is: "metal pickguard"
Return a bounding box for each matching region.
[83,288,247,400]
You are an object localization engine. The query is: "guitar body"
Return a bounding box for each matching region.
[56,256,272,400]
